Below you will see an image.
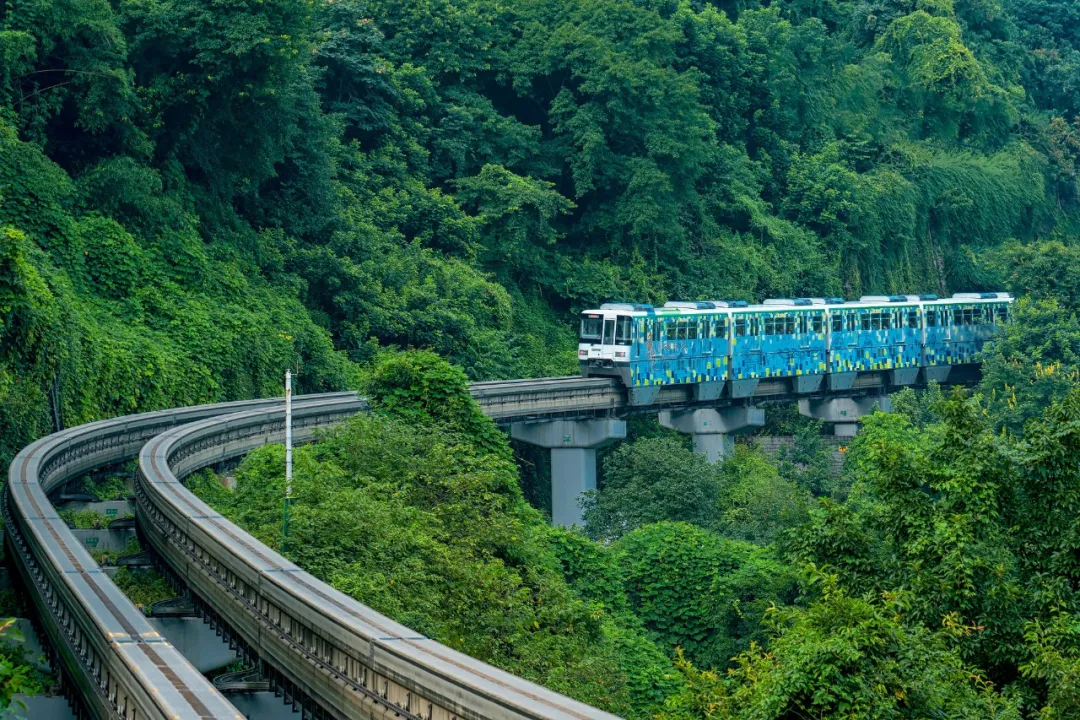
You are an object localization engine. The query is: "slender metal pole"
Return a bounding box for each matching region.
[282,370,293,552]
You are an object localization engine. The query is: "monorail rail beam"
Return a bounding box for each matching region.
[137,398,618,720]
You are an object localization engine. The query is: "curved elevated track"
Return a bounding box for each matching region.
[5,370,977,719]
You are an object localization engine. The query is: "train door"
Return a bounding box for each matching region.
[732,313,762,378]
[922,303,947,368]
[682,315,701,379]
[899,305,921,368]
[600,314,617,364]
[831,309,860,371]
[859,306,894,369]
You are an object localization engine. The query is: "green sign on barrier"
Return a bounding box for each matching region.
[85,537,99,548]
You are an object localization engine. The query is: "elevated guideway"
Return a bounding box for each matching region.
[5,365,980,719]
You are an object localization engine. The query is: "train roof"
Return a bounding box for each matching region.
[583,293,1011,316]
[921,293,1013,305]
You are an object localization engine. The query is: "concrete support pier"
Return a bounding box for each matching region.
[511,419,626,527]
[658,406,765,463]
[798,395,892,436]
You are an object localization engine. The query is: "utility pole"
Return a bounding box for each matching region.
[282,369,293,553]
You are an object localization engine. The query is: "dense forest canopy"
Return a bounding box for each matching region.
[4,0,1080,463]
[6,0,1080,717]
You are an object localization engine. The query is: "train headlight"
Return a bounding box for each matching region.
[578,350,587,356]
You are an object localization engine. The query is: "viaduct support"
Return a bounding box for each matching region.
[798,395,892,437]
[658,406,765,463]
[510,418,626,527]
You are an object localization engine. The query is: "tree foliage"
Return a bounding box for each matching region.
[585,439,808,545]
[4,0,1080,716]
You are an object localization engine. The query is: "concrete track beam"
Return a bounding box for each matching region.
[658,407,765,463]
[511,419,626,527]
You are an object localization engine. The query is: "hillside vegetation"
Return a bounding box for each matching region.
[199,332,1080,718]
[3,0,1080,463]
[5,0,1080,717]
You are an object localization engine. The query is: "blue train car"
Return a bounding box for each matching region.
[729,300,828,398]
[648,303,732,399]
[922,294,1011,381]
[579,292,1012,405]
[579,302,736,405]
[827,296,930,390]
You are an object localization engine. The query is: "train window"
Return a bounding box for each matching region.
[687,320,699,340]
[787,316,797,334]
[881,312,892,330]
[907,310,919,329]
[735,319,746,337]
[870,312,881,330]
[615,316,633,345]
[953,308,964,326]
[926,310,937,327]
[996,305,1009,323]
[580,316,602,341]
[831,314,843,332]
[861,313,871,331]
[762,317,774,335]
[812,314,824,333]
[603,318,615,344]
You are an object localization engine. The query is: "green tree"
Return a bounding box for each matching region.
[614,522,749,669]
[979,298,1080,432]
[658,573,1021,720]
[584,438,723,541]
[715,446,810,545]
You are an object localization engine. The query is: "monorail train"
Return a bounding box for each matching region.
[578,293,1012,405]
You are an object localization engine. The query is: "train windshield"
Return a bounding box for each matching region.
[580,315,603,341]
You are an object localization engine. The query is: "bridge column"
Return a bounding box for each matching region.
[798,395,892,437]
[510,419,626,527]
[658,406,765,463]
